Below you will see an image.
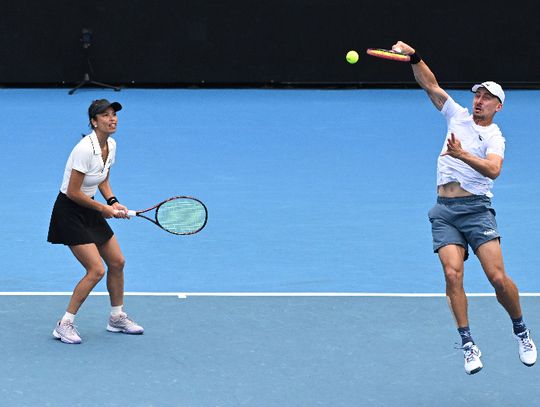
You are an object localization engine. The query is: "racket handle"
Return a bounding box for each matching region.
[114,209,137,217]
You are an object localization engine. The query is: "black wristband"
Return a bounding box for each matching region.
[409,52,421,65]
[107,196,119,206]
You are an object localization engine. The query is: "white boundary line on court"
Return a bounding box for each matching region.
[1,292,540,298]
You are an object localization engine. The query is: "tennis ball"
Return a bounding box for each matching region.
[346,50,359,64]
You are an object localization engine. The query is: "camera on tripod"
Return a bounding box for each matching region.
[69,28,120,95]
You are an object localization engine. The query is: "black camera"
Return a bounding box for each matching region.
[81,28,93,48]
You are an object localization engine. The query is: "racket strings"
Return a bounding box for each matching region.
[156,199,207,234]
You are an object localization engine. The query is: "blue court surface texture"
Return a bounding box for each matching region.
[0,88,539,406]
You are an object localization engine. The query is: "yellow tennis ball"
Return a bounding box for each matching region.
[346,50,359,64]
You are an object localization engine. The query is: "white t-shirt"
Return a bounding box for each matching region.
[438,97,505,197]
[60,131,116,197]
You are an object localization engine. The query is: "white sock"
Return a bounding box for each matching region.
[62,312,76,323]
[111,305,124,316]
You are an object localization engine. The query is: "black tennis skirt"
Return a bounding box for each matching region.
[47,192,114,246]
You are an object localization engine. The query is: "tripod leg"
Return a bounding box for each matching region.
[69,79,90,95]
[90,81,121,92]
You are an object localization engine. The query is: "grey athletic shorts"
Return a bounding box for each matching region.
[428,195,500,260]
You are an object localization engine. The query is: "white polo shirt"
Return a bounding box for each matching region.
[60,131,116,197]
[438,97,505,197]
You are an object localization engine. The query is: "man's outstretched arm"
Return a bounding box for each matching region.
[393,41,449,111]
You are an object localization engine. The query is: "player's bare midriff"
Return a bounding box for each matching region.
[437,182,474,198]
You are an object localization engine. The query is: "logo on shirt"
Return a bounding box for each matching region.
[483,229,497,236]
[478,135,483,141]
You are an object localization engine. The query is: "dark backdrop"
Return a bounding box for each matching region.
[1,0,538,87]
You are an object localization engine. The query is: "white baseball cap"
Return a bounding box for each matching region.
[471,81,505,104]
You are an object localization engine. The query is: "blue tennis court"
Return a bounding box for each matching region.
[1,88,539,406]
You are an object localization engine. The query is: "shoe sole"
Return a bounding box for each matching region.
[106,325,144,334]
[467,366,483,375]
[52,329,82,344]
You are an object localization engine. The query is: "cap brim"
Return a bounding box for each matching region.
[110,102,122,112]
[471,84,482,92]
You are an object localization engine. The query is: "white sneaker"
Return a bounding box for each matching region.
[53,320,82,344]
[462,342,483,375]
[107,313,144,334]
[515,329,537,367]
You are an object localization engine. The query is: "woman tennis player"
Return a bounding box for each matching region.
[48,99,143,344]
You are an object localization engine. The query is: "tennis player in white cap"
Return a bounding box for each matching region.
[392,40,536,375]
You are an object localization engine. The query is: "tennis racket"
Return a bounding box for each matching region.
[366,48,411,62]
[119,196,208,235]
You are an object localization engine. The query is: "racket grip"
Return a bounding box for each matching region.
[113,209,137,217]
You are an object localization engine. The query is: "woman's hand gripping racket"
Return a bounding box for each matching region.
[118,196,208,235]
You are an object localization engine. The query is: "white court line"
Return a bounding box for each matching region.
[1,292,540,298]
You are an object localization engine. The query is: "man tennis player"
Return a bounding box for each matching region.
[392,41,536,374]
